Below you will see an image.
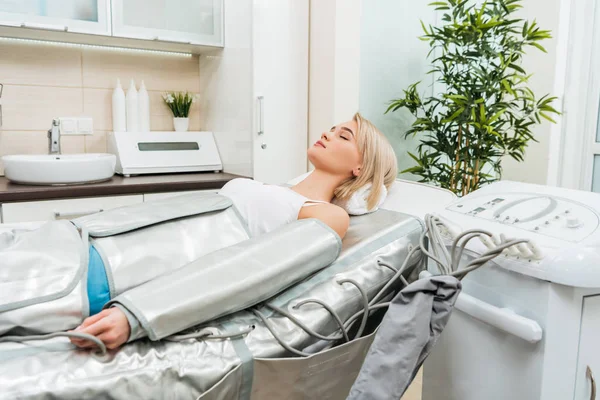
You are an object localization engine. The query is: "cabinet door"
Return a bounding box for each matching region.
[0,0,110,35]
[111,0,223,46]
[252,0,309,184]
[575,295,600,400]
[1,195,143,223]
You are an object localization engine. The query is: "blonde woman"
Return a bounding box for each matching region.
[70,112,398,350]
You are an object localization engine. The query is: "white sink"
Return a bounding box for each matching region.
[2,154,116,185]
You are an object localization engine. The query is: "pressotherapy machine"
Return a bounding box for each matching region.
[0,179,557,400]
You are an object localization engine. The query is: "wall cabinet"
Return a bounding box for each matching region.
[1,194,143,223]
[0,0,223,53]
[111,0,222,46]
[199,0,309,183]
[0,190,219,224]
[574,295,600,400]
[0,0,111,35]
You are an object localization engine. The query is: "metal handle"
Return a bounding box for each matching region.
[21,22,68,32]
[588,366,596,400]
[257,96,264,135]
[152,36,192,44]
[54,209,103,219]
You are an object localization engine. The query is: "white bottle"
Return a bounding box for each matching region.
[138,80,150,132]
[111,78,126,132]
[126,79,139,132]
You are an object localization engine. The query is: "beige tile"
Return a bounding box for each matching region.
[0,42,82,87]
[1,85,83,131]
[0,131,48,175]
[85,131,107,153]
[83,88,201,132]
[82,49,201,91]
[83,88,112,131]
[148,91,201,131]
[60,136,85,154]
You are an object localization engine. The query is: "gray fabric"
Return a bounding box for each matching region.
[346,275,462,400]
[108,218,342,340]
[0,221,88,335]
[222,320,255,400]
[94,206,249,297]
[0,210,424,400]
[250,330,378,400]
[73,192,232,237]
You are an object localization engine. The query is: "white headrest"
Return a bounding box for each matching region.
[287,171,388,215]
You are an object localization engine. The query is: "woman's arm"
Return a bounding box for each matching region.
[298,203,350,239]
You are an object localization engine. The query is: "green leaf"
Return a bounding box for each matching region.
[488,108,507,124]
[420,20,430,35]
[442,107,465,122]
[530,42,547,53]
[539,112,557,123]
[407,152,423,166]
[508,63,526,74]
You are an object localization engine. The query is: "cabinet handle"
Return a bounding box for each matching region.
[588,366,597,400]
[257,95,264,135]
[20,22,68,32]
[54,209,103,219]
[152,36,192,45]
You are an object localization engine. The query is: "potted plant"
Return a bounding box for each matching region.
[387,0,559,196]
[163,91,198,132]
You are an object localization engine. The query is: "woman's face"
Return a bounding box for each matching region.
[308,119,362,178]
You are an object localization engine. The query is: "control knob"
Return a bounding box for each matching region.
[566,216,581,229]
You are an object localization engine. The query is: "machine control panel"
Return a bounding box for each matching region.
[447,193,599,242]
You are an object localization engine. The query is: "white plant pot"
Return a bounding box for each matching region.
[173,117,190,132]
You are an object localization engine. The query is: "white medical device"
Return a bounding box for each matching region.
[423,180,600,400]
[436,180,600,287]
[107,131,223,176]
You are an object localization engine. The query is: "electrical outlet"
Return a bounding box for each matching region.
[59,117,93,135]
[78,117,93,135]
[59,117,77,135]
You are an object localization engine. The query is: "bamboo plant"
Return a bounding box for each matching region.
[387,0,559,196]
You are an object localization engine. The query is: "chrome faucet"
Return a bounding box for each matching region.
[47,118,61,155]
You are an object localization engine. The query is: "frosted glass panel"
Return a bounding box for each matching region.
[359,1,436,181]
[122,0,215,35]
[593,155,600,193]
[0,0,98,22]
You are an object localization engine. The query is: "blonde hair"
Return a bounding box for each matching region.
[333,113,398,210]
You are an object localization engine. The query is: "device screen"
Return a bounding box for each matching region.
[138,142,200,151]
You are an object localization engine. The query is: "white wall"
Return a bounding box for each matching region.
[501,0,562,184]
[308,0,361,156]
[198,0,253,177]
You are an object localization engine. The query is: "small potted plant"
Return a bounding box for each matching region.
[163,91,198,132]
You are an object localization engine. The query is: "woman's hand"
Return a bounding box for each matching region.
[69,307,130,350]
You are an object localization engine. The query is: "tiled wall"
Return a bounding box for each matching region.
[0,41,202,175]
